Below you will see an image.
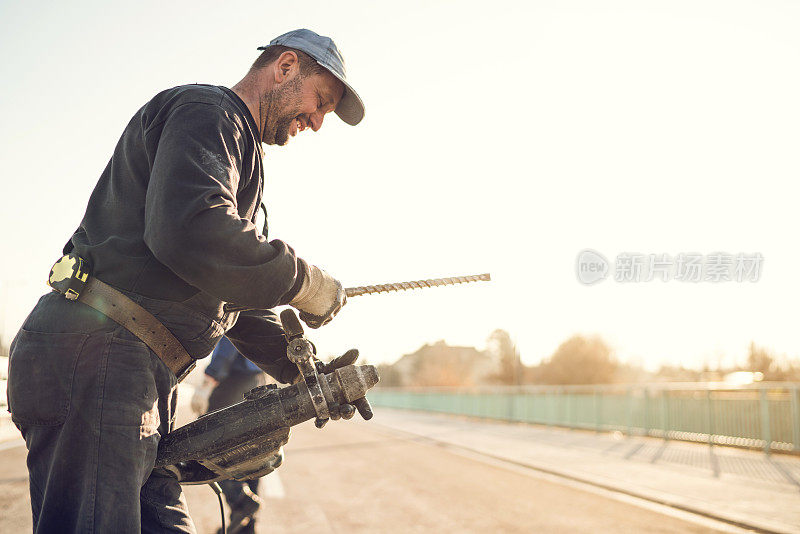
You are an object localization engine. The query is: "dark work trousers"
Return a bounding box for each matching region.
[206,371,267,506]
[7,291,223,533]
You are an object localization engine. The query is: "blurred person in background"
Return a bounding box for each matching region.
[192,336,268,534]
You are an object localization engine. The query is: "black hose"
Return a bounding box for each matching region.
[209,482,225,534]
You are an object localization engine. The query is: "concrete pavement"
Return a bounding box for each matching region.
[1,404,741,533]
[225,416,732,534]
[372,408,800,533]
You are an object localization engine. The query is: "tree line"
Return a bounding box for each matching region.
[376,331,800,387]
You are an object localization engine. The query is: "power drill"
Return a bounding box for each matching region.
[154,308,379,484]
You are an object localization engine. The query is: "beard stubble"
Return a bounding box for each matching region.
[260,76,305,146]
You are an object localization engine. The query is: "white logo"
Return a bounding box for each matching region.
[576,250,763,285]
[576,249,609,285]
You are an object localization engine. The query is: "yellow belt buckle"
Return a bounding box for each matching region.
[48,253,91,300]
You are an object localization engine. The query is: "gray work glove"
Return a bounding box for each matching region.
[290,349,359,382]
[289,261,346,329]
[290,349,371,422]
[316,349,373,421]
[315,348,360,374]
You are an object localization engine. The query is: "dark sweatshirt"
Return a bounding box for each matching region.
[65,84,304,381]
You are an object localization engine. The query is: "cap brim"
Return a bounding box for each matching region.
[329,72,364,126]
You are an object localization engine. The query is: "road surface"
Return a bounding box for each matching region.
[0,413,733,533]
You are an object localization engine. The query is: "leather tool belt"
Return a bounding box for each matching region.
[47,253,196,381]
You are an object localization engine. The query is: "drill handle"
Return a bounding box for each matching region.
[280,309,305,340]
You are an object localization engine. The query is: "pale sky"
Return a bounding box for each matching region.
[1,0,799,371]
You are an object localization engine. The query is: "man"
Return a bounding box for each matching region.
[191,337,268,534]
[7,29,364,533]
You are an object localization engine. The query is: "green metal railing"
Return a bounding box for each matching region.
[369,383,800,455]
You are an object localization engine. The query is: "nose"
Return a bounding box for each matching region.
[309,111,325,132]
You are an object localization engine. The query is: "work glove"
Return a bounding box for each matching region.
[316,349,373,422]
[288,348,358,383]
[190,375,218,415]
[315,348,360,374]
[289,348,371,423]
[289,260,346,329]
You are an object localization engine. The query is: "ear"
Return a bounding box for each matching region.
[273,51,300,83]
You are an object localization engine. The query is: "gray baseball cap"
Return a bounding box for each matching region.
[258,29,364,126]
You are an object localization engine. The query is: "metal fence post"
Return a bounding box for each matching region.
[662,389,669,442]
[792,386,800,453]
[760,387,771,456]
[569,395,578,428]
[522,389,529,423]
[595,390,602,433]
[564,388,572,429]
[643,388,650,437]
[706,389,714,447]
[626,387,633,437]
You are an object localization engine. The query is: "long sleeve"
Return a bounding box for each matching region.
[143,102,304,309]
[225,310,298,384]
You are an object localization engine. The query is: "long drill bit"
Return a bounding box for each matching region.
[223,273,491,313]
[345,273,491,298]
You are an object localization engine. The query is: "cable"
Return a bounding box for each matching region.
[209,482,225,534]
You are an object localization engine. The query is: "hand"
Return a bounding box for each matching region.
[315,348,359,374]
[190,375,218,415]
[289,261,346,329]
[288,348,357,385]
[315,349,373,421]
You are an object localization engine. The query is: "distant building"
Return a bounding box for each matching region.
[386,340,494,387]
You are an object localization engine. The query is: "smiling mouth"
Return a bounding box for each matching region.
[290,117,307,137]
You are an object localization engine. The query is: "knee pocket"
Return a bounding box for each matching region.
[7,329,87,426]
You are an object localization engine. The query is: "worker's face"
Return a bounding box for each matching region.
[261,58,345,146]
